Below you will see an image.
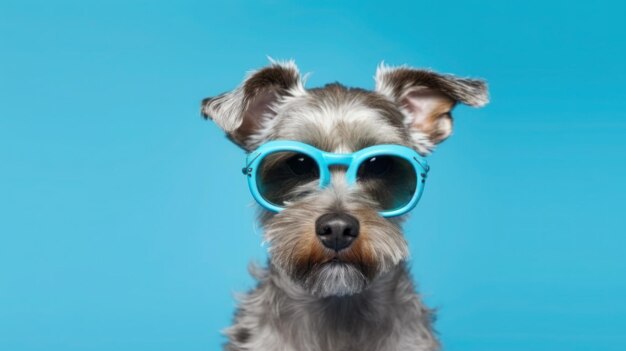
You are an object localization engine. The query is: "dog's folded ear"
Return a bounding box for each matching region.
[375,64,488,153]
[201,60,306,149]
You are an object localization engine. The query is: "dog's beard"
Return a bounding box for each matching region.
[303,262,368,297]
[262,188,409,298]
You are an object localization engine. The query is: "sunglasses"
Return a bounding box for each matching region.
[241,140,429,217]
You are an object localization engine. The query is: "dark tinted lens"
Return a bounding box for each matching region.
[256,152,320,206]
[357,155,417,211]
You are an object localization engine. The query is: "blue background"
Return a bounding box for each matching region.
[1,1,625,350]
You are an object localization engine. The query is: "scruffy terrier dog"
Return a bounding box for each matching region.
[201,60,488,351]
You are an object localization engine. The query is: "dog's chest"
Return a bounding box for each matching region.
[225,270,439,351]
[239,317,436,351]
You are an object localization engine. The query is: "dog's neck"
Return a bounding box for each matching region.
[224,263,439,351]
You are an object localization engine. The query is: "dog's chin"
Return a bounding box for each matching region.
[303,262,369,298]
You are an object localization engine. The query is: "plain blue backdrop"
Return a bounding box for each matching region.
[1,1,625,350]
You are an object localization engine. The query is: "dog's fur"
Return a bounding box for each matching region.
[201,60,488,351]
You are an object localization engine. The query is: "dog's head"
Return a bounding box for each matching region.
[202,60,488,297]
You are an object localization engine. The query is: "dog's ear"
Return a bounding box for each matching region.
[375,64,488,153]
[201,60,306,149]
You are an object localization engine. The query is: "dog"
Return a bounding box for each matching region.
[201,60,488,351]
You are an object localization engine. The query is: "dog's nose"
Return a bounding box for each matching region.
[315,213,360,252]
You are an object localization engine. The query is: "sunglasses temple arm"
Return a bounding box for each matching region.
[413,157,430,174]
[242,152,262,175]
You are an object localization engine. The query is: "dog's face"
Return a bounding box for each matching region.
[202,61,488,297]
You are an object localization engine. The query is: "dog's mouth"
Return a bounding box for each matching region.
[321,256,351,267]
[293,256,358,280]
[318,255,375,278]
[311,257,342,271]
[327,257,341,263]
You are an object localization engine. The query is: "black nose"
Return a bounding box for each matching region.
[315,213,360,252]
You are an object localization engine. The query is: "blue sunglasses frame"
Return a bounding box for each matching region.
[241,140,430,217]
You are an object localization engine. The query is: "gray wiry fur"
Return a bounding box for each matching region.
[201,60,488,351]
[224,263,438,351]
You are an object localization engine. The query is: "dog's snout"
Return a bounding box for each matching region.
[315,213,360,252]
